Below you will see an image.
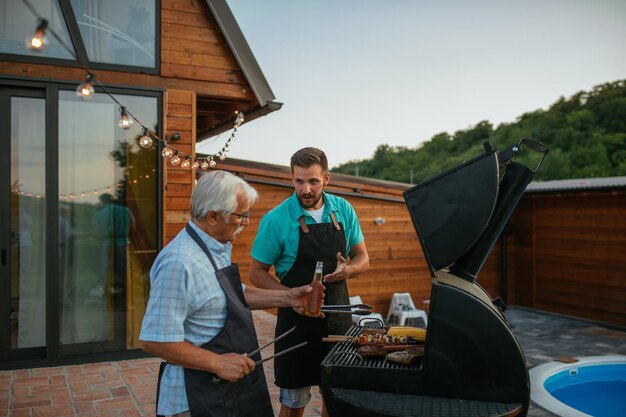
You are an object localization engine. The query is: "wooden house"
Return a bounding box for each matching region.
[0,0,280,369]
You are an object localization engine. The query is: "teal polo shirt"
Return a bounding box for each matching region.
[251,191,364,280]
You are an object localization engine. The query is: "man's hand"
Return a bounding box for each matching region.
[286,284,325,317]
[213,353,256,382]
[323,252,350,283]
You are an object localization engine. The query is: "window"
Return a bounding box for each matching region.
[0,0,74,60]
[70,0,156,68]
[0,0,157,69]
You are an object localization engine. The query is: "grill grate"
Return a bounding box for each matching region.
[322,326,423,371]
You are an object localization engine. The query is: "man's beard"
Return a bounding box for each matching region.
[298,193,322,209]
[234,225,245,236]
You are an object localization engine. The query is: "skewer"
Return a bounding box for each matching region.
[322,335,354,342]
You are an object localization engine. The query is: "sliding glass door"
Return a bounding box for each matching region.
[0,83,159,366]
[0,88,47,362]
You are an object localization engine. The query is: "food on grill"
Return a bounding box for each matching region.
[381,344,416,352]
[352,327,427,346]
[386,326,427,342]
[386,347,424,365]
[361,327,387,336]
[353,333,410,346]
[356,345,387,358]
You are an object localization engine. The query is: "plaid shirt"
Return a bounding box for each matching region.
[139,221,234,415]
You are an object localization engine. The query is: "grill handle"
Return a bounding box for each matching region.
[520,137,549,173]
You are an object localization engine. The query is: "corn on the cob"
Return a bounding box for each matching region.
[386,326,427,341]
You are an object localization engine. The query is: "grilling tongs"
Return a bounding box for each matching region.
[212,326,306,384]
[320,303,373,315]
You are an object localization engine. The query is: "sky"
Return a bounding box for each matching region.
[197,0,626,169]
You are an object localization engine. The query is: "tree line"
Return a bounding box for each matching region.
[332,79,626,183]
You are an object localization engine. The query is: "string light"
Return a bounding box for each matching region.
[235,111,244,127]
[25,18,48,51]
[21,1,246,172]
[161,143,173,158]
[139,127,153,148]
[118,106,133,129]
[169,150,181,166]
[76,73,95,100]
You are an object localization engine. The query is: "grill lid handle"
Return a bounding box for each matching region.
[520,137,550,173]
[498,138,549,172]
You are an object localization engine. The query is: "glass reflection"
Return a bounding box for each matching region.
[10,97,46,349]
[69,0,156,67]
[58,91,157,349]
[0,0,74,59]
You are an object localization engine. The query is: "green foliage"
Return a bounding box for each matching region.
[332,80,626,183]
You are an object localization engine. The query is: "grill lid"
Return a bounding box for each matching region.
[403,143,499,276]
[404,139,549,279]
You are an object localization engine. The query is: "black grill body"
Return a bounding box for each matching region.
[321,140,548,417]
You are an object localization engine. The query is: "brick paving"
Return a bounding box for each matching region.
[0,311,321,417]
[1,308,625,417]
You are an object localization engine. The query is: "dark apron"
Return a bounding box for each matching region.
[274,212,352,388]
[155,225,273,417]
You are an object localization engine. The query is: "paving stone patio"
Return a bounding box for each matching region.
[1,307,624,417]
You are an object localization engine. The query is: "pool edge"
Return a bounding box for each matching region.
[529,355,626,417]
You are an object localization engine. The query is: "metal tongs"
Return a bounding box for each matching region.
[320,303,373,315]
[212,326,306,384]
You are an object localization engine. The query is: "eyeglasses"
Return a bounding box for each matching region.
[229,211,250,224]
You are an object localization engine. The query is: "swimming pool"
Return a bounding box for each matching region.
[529,355,626,417]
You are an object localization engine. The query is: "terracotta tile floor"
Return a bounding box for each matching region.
[0,311,322,417]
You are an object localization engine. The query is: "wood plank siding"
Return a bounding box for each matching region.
[508,190,626,326]
[159,0,259,244]
[163,89,195,243]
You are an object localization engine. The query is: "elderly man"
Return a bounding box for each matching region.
[140,170,314,417]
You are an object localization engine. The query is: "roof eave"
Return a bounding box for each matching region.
[205,0,276,107]
[197,101,283,143]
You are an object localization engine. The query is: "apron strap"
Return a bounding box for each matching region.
[329,212,341,231]
[298,216,309,233]
[155,361,167,417]
[185,223,219,271]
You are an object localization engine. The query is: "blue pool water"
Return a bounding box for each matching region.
[544,363,626,417]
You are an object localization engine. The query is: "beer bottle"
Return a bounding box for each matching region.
[304,261,324,317]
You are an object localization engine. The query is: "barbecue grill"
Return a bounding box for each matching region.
[321,139,549,417]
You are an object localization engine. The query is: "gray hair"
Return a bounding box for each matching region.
[190,170,258,220]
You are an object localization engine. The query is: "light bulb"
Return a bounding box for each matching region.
[170,153,181,166]
[76,74,95,99]
[118,107,133,130]
[200,160,209,170]
[162,146,173,158]
[209,159,217,168]
[25,19,49,51]
[139,128,153,148]
[235,111,244,127]
[219,153,226,161]
[192,160,200,169]
[181,156,191,168]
